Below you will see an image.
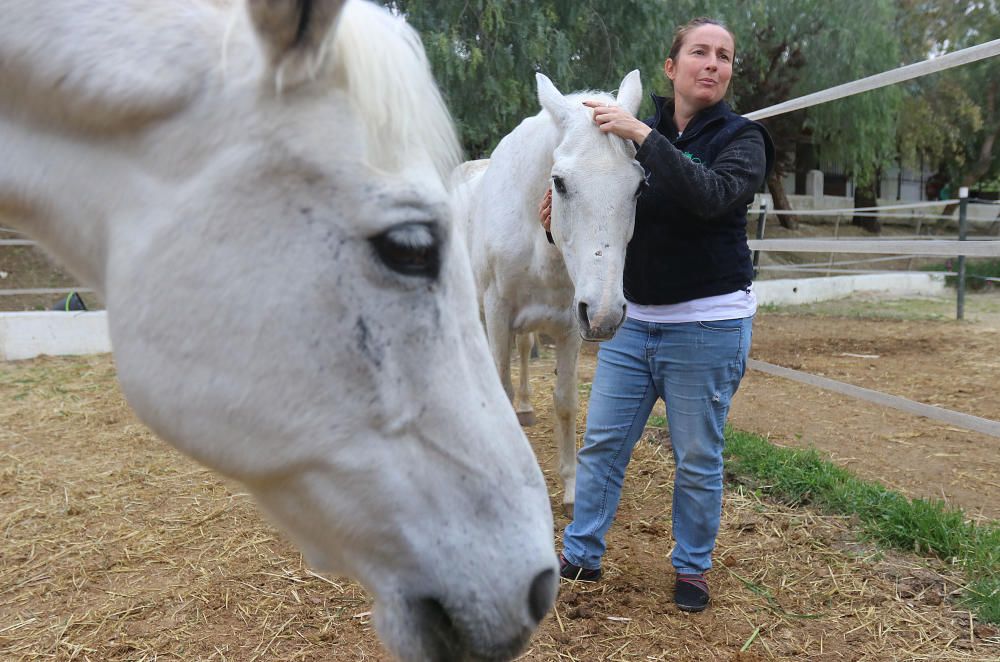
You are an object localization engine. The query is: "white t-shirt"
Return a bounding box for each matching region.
[626,286,757,324]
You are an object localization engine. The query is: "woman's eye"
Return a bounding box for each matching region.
[552,175,567,195]
[370,222,441,278]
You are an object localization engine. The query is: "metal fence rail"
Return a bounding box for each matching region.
[748,238,1000,257]
[750,360,1000,439]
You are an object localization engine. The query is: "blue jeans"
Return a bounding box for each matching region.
[562,315,752,575]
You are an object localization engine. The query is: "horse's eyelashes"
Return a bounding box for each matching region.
[370,222,441,279]
[552,175,567,195]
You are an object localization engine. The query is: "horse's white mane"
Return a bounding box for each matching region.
[318,1,463,184]
[219,0,462,185]
[561,90,637,160]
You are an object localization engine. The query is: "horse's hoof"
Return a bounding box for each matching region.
[516,410,537,427]
[562,502,574,519]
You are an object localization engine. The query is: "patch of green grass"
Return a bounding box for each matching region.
[647,414,668,428]
[724,427,1000,623]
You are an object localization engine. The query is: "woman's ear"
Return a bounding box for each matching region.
[663,58,676,81]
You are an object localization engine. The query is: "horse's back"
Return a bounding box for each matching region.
[451,158,488,229]
[453,158,490,184]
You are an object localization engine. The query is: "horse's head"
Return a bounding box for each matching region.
[537,71,644,341]
[1,1,557,659]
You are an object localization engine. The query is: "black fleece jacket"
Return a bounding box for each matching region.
[624,96,774,305]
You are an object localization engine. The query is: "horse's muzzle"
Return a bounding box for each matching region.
[408,567,557,661]
[577,302,627,341]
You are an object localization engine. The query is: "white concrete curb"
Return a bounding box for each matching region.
[0,311,111,361]
[754,273,946,306]
[0,273,949,360]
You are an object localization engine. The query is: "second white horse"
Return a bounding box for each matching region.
[455,71,644,516]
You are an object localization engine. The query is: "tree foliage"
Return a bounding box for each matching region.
[387,1,672,157]
[390,0,995,198]
[895,0,1000,191]
[714,0,902,180]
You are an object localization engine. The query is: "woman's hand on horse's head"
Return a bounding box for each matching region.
[582,100,652,145]
[538,187,552,231]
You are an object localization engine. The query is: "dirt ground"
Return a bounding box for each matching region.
[2,292,1000,660]
[729,292,1000,523]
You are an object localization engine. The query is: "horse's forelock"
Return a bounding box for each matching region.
[328,1,463,185]
[563,90,636,160]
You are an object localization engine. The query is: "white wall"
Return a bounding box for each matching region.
[0,311,111,361]
[754,273,947,306]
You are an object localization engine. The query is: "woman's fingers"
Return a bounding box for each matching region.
[538,187,552,231]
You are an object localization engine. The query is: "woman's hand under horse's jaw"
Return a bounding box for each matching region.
[538,187,552,231]
[583,100,652,145]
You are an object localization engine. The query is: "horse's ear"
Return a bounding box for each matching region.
[615,70,642,117]
[246,0,347,89]
[536,73,573,125]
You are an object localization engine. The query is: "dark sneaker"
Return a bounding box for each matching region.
[559,553,602,582]
[674,573,710,612]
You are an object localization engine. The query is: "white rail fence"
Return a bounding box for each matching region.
[743,39,1000,440]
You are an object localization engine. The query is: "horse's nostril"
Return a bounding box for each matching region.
[528,568,557,623]
[577,301,590,328]
[415,596,463,660]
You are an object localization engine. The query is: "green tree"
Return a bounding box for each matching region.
[394,1,914,232]
[895,0,999,210]
[691,0,902,229]
[387,1,673,157]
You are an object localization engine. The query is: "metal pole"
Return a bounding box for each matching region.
[752,200,768,279]
[957,186,969,320]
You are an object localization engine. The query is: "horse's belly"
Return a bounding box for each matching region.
[511,304,573,336]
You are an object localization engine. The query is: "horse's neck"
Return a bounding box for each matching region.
[0,120,153,291]
[0,0,225,291]
[490,112,560,227]
[0,1,222,133]
[482,114,575,292]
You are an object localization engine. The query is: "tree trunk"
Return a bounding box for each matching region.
[852,182,880,234]
[941,80,998,216]
[767,170,798,229]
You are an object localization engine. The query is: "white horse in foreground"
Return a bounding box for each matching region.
[0,1,557,659]
[454,72,644,517]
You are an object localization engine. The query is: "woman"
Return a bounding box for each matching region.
[541,17,774,612]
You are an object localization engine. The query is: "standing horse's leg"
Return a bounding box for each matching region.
[514,333,536,426]
[552,332,582,518]
[483,292,515,403]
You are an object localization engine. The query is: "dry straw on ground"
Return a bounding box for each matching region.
[2,353,998,661]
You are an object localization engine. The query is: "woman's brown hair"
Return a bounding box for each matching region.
[667,17,736,61]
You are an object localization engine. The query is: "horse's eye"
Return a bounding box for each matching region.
[370,222,441,278]
[552,175,567,195]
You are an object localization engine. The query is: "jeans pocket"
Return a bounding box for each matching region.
[696,318,743,332]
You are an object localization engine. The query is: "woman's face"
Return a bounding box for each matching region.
[664,24,734,112]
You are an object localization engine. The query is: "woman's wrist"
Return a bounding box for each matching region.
[632,123,652,145]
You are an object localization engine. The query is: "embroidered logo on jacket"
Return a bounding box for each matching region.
[681,151,703,164]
